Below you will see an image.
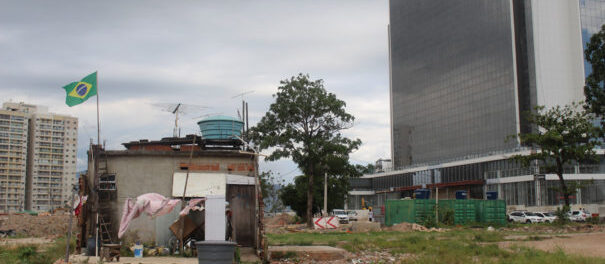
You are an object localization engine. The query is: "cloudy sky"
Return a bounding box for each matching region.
[0,1,391,182]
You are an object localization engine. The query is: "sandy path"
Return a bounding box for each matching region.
[498,232,605,258]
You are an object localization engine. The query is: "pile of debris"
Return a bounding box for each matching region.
[0,213,76,238]
[264,213,298,227]
[386,222,445,232]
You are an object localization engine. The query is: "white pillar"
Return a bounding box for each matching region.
[205,195,226,241]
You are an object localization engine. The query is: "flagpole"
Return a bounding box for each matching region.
[95,71,100,259]
[96,71,100,146]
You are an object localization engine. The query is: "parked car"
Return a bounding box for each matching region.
[347,210,358,222]
[568,210,591,222]
[535,212,557,223]
[333,209,350,224]
[508,211,543,223]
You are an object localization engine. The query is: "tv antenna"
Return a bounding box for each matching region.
[152,103,209,137]
[191,112,224,120]
[231,90,254,135]
[231,90,255,100]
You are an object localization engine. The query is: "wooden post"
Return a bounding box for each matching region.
[179,135,196,253]
[65,185,76,262]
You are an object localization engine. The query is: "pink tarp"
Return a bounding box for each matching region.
[118,193,206,238]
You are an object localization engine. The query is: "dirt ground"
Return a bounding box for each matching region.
[0,213,76,239]
[57,255,200,264]
[0,237,53,246]
[498,232,605,258]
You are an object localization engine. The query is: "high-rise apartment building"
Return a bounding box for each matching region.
[1,102,78,212]
[0,107,28,212]
[389,0,585,168]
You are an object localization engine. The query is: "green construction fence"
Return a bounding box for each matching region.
[385,199,506,226]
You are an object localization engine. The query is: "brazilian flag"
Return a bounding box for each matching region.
[62,72,97,107]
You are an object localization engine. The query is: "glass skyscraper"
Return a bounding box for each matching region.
[580,0,605,77]
[390,0,586,168]
[347,0,605,216]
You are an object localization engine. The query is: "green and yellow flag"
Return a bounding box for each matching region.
[62,72,97,107]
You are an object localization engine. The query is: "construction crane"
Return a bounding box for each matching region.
[152,103,209,137]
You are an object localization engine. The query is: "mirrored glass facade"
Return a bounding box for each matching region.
[580,0,605,77]
[390,0,520,168]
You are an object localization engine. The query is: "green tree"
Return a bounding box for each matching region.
[259,171,285,213]
[279,169,354,218]
[354,163,376,174]
[512,102,600,207]
[584,24,605,128]
[250,73,361,227]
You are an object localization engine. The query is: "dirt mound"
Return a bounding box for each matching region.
[0,214,76,238]
[264,213,297,227]
[350,222,381,232]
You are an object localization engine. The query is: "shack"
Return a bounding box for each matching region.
[77,134,262,253]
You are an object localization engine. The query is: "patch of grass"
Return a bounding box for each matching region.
[0,235,76,264]
[506,246,605,264]
[268,228,605,263]
[526,235,547,241]
[473,232,505,242]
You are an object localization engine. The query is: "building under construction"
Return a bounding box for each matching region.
[77,116,265,256]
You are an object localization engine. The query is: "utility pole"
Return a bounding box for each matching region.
[323,172,327,216]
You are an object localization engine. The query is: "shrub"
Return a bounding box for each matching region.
[439,207,455,226]
[554,205,570,226]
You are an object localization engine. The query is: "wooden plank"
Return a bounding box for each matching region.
[169,215,198,239]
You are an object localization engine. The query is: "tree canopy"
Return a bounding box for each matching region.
[259,171,284,213]
[279,163,365,218]
[250,73,361,227]
[512,103,600,207]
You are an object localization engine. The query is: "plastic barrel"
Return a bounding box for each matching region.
[455,190,468,200]
[486,191,498,200]
[86,237,99,256]
[414,189,430,199]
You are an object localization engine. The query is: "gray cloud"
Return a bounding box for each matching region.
[0,0,390,182]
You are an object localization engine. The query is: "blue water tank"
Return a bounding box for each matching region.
[197,116,244,140]
[486,191,498,200]
[455,190,468,200]
[414,189,430,199]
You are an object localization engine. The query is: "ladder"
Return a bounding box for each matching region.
[95,147,117,245]
[99,214,114,244]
